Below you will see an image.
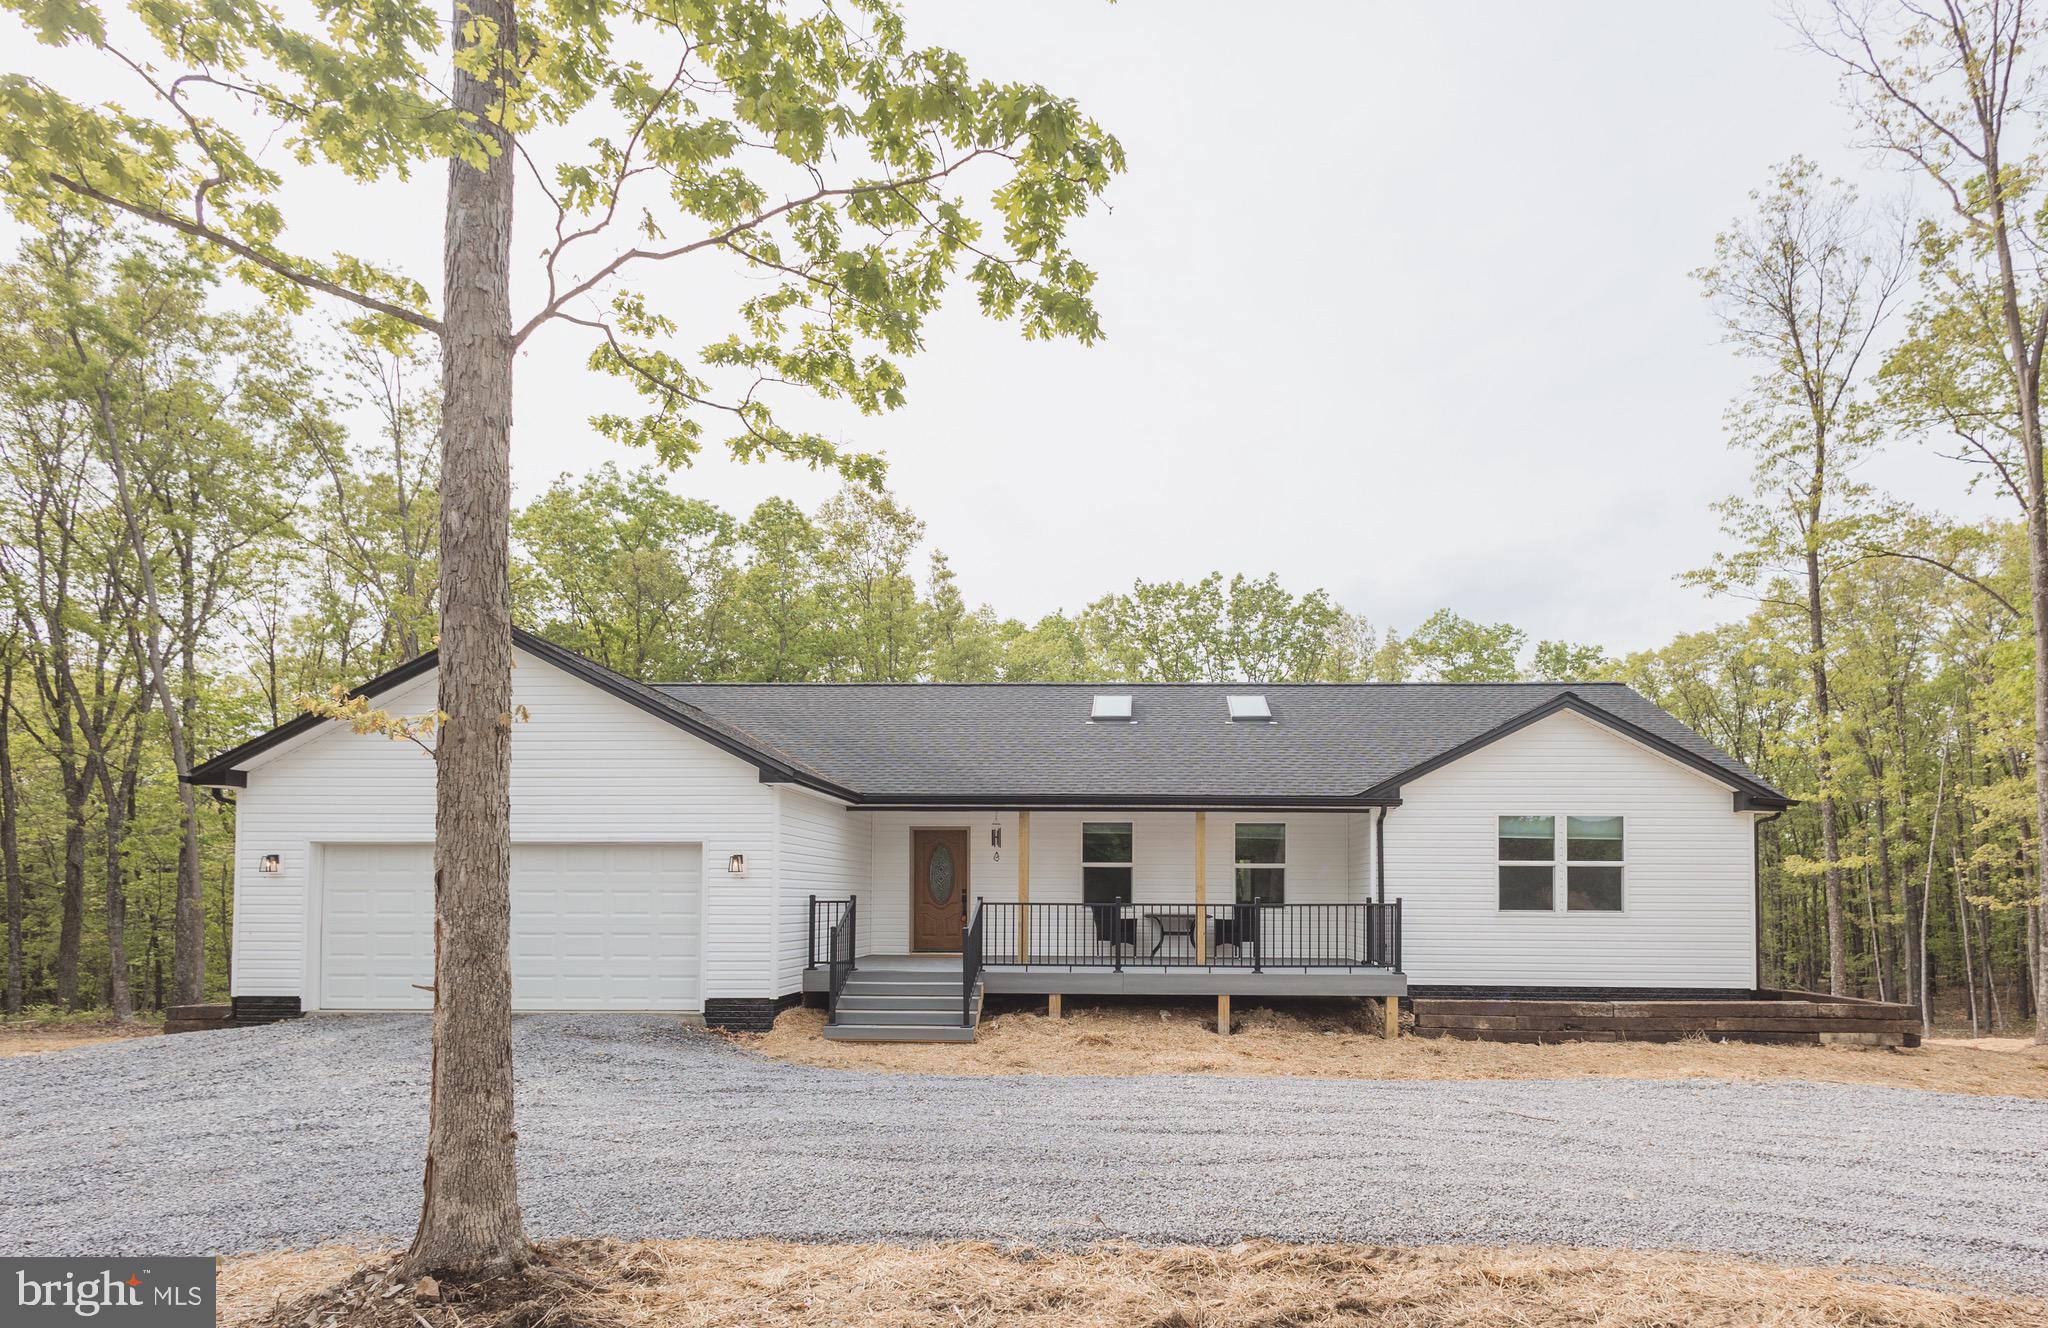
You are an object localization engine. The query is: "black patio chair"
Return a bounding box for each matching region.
[1090,903,1137,959]
[1212,903,1262,958]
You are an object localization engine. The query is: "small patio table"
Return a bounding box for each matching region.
[1142,911,1197,957]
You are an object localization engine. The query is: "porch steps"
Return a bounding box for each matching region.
[824,966,981,1043]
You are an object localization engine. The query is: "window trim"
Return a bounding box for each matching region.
[1233,821,1287,905]
[1564,815,1625,913]
[1496,814,1556,912]
[1495,814,1628,914]
[1081,820,1134,905]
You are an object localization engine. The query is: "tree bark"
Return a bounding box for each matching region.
[1918,746,1946,1037]
[96,722,145,1022]
[55,761,86,1010]
[1,653,23,1016]
[402,0,528,1276]
[1806,542,1847,994]
[81,372,209,1010]
[1871,790,1900,1001]
[1967,102,2048,1044]
[1954,848,1979,1036]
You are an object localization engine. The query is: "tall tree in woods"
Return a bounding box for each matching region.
[1689,158,1908,994]
[513,464,736,681]
[0,0,1121,1273]
[66,234,309,1011]
[0,229,147,1013]
[1801,0,2048,1033]
[0,634,21,1016]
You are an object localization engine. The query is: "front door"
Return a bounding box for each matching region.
[910,827,969,952]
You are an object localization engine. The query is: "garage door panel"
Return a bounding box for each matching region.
[321,842,700,1011]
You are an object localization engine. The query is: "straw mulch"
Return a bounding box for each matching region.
[741,1002,2048,1098]
[225,1238,2048,1328]
[0,1021,159,1058]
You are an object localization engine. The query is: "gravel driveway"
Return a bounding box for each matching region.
[1,1015,2043,1292]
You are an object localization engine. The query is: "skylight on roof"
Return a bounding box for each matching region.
[1226,694,1272,721]
[1091,694,1133,721]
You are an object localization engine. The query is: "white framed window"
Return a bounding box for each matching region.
[1497,815,1555,910]
[1565,816,1624,911]
[1234,822,1286,903]
[1082,822,1133,904]
[1497,815,1625,911]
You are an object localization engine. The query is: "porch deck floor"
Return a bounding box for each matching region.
[804,953,1405,999]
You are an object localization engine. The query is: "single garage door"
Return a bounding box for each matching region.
[318,843,701,1010]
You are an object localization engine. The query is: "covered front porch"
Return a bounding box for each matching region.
[800,806,1406,1041]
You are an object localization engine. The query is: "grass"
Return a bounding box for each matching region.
[741,1001,2048,1098]
[222,1238,2048,1328]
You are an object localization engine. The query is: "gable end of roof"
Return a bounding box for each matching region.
[186,631,859,801]
[1359,691,1794,809]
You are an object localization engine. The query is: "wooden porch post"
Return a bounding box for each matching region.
[1017,809,1031,963]
[1194,810,1208,963]
[1217,994,1231,1035]
[1383,996,1399,1039]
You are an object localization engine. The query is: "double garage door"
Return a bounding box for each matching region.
[318,843,701,1010]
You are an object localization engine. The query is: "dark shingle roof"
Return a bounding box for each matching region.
[187,629,1787,809]
[658,680,1787,807]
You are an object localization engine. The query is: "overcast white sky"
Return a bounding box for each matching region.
[12,1,2011,653]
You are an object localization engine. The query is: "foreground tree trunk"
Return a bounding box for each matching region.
[402,0,528,1276]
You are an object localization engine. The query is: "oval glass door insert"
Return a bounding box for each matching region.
[926,843,956,905]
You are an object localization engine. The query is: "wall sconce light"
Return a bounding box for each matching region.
[258,853,282,875]
[726,853,747,877]
[990,817,1002,861]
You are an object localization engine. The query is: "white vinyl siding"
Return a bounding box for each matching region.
[775,786,871,990]
[859,810,1359,952]
[229,645,778,1005]
[1389,709,1755,988]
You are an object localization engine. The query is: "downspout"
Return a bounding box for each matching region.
[1375,806,1389,906]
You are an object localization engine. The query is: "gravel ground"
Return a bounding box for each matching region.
[1,1014,2043,1292]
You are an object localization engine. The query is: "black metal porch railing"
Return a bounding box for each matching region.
[961,899,984,1027]
[973,900,1401,973]
[808,895,852,969]
[825,898,856,1021]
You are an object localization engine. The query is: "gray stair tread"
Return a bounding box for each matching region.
[822,1023,978,1043]
[837,996,963,1010]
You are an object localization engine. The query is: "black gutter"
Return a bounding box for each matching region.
[850,793,1403,811]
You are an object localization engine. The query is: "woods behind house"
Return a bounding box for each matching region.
[4,218,2031,1032]
[3,156,2045,1034]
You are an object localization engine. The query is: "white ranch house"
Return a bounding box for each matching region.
[191,631,1791,1041]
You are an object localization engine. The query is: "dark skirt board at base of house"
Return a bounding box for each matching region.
[162,996,304,1035]
[168,996,792,1033]
[1407,989,1922,1047]
[702,994,802,1032]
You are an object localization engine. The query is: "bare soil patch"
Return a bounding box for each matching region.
[223,1237,2048,1328]
[744,1001,2048,1098]
[0,1019,159,1058]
